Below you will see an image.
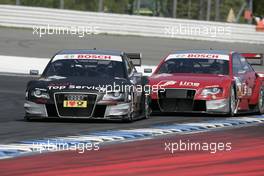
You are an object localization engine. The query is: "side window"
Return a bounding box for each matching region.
[239,55,253,72]
[124,57,133,75]
[232,54,243,75]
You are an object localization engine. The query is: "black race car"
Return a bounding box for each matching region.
[24,49,150,121]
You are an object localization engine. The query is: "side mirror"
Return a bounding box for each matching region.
[30,69,39,75]
[238,70,246,74]
[133,72,143,77]
[125,53,142,66]
[144,68,152,74]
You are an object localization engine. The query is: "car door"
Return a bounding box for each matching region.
[238,54,256,98]
[232,53,253,99]
[124,57,142,111]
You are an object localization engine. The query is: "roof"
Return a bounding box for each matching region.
[173,50,231,55]
[57,49,123,56]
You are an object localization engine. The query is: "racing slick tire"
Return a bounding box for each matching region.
[141,94,151,119]
[122,92,136,122]
[24,116,32,121]
[24,113,33,121]
[123,92,151,122]
[122,114,134,123]
[228,87,237,117]
[257,86,264,114]
[141,76,151,119]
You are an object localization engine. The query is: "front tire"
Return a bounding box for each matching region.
[229,87,236,116]
[257,86,264,114]
[122,100,135,122]
[143,95,151,119]
[24,113,33,121]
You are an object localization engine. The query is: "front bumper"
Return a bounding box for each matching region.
[153,98,229,114]
[104,103,131,116]
[206,98,229,113]
[24,101,131,119]
[24,101,48,117]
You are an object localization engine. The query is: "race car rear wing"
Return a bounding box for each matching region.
[125,53,142,66]
[241,53,263,66]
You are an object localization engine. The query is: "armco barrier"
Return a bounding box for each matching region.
[0,5,263,44]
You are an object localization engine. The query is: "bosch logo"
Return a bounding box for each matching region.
[187,54,219,59]
[77,54,112,59]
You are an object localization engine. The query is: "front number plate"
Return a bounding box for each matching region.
[63,100,87,108]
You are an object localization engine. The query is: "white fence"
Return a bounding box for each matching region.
[0,5,264,44]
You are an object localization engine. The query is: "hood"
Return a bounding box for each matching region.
[149,73,231,89]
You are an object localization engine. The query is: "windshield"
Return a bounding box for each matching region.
[158,58,229,75]
[43,59,126,78]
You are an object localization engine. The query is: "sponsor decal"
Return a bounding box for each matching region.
[47,84,105,92]
[63,100,87,108]
[179,81,200,87]
[166,53,229,61]
[53,54,122,62]
[234,77,252,97]
[158,80,200,87]
[77,54,111,59]
[64,55,75,59]
[159,81,177,87]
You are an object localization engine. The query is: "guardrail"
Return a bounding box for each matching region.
[0,5,263,44]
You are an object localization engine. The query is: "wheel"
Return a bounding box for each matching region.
[257,86,264,114]
[24,116,33,121]
[122,99,135,122]
[229,87,236,116]
[143,95,151,119]
[24,113,31,121]
[122,112,134,122]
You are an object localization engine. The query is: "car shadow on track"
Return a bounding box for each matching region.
[19,118,142,124]
[19,112,257,124]
[151,111,257,118]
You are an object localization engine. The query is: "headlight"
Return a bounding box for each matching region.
[102,92,125,101]
[201,87,222,96]
[31,88,50,99]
